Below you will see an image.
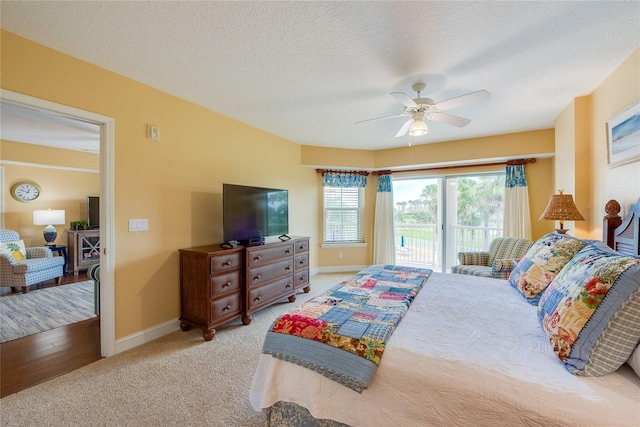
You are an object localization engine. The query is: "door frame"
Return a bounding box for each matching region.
[1,89,116,357]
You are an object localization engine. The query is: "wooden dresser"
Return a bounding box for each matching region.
[179,236,310,340]
[244,236,310,324]
[179,245,245,341]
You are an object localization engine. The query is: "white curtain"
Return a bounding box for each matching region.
[503,163,532,239]
[373,174,396,265]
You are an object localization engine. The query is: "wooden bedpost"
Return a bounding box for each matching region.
[603,199,622,249]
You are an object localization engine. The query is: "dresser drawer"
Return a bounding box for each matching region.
[248,259,293,287]
[294,254,308,271]
[248,276,294,311]
[210,292,242,321]
[247,243,294,267]
[294,270,309,289]
[210,271,241,297]
[210,251,242,273]
[295,239,309,254]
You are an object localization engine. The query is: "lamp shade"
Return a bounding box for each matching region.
[539,191,584,233]
[33,209,66,225]
[409,120,428,136]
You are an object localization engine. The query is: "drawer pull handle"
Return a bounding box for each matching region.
[253,274,261,281]
[254,296,261,302]
[299,246,304,250]
[286,284,291,288]
[299,261,304,265]
[223,305,231,311]
[285,267,291,271]
[299,277,305,282]
[285,250,291,254]
[254,256,261,261]
[222,261,231,266]
[223,282,231,288]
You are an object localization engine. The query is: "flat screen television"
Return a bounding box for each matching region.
[223,184,288,244]
[87,196,99,229]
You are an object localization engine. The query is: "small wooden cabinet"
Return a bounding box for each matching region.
[179,236,310,340]
[67,229,100,276]
[179,245,245,341]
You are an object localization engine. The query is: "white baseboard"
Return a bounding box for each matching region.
[312,265,367,274]
[113,266,365,354]
[115,318,180,354]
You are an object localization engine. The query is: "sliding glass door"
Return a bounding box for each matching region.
[393,178,441,269]
[393,173,505,272]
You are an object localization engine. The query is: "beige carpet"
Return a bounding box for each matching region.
[0,273,353,427]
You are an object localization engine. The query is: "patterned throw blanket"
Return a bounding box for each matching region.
[262,265,432,392]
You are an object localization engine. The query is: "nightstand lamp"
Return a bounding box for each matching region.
[539,190,584,234]
[33,209,66,246]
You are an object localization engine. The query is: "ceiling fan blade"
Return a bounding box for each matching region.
[354,112,409,124]
[434,90,491,111]
[390,92,417,108]
[395,118,413,138]
[427,112,471,128]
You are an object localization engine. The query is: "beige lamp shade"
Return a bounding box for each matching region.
[539,190,584,234]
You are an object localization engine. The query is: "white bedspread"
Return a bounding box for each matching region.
[250,272,640,426]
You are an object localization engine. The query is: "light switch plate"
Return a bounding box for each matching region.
[129,219,149,231]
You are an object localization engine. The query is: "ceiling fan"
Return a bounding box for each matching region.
[356,83,491,138]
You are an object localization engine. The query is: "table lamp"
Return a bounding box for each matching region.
[539,190,584,234]
[33,209,66,246]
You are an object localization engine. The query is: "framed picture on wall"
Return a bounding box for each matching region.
[607,100,640,168]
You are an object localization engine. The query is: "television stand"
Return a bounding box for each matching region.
[243,236,309,325]
[178,236,310,340]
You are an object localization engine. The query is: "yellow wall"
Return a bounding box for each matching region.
[555,47,640,239]
[1,30,319,339]
[1,140,99,246]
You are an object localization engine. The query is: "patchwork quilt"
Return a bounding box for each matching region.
[262,264,432,392]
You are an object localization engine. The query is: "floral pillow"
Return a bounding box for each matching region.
[0,240,27,261]
[508,233,586,305]
[537,244,640,376]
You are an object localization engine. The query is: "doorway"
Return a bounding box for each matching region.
[0,89,115,356]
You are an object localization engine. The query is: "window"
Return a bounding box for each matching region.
[323,186,364,243]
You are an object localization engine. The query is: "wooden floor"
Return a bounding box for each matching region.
[0,272,103,398]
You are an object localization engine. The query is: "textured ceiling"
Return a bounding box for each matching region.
[1,1,639,152]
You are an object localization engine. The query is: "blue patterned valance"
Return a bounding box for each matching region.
[505,164,527,188]
[322,172,367,188]
[377,174,392,193]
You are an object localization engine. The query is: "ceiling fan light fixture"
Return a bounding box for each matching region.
[409,120,428,136]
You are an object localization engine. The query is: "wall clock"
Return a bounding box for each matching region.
[11,182,42,202]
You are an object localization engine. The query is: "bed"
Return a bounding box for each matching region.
[250,198,640,427]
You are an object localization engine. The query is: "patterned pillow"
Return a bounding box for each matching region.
[0,240,27,261]
[537,244,640,376]
[508,233,586,305]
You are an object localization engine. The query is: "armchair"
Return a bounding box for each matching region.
[0,230,65,293]
[451,237,533,280]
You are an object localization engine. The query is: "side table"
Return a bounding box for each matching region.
[49,245,68,277]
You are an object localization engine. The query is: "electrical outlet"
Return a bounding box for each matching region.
[338,252,343,259]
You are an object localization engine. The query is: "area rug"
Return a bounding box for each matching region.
[0,280,97,343]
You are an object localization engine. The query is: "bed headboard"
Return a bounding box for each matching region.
[604,197,640,256]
